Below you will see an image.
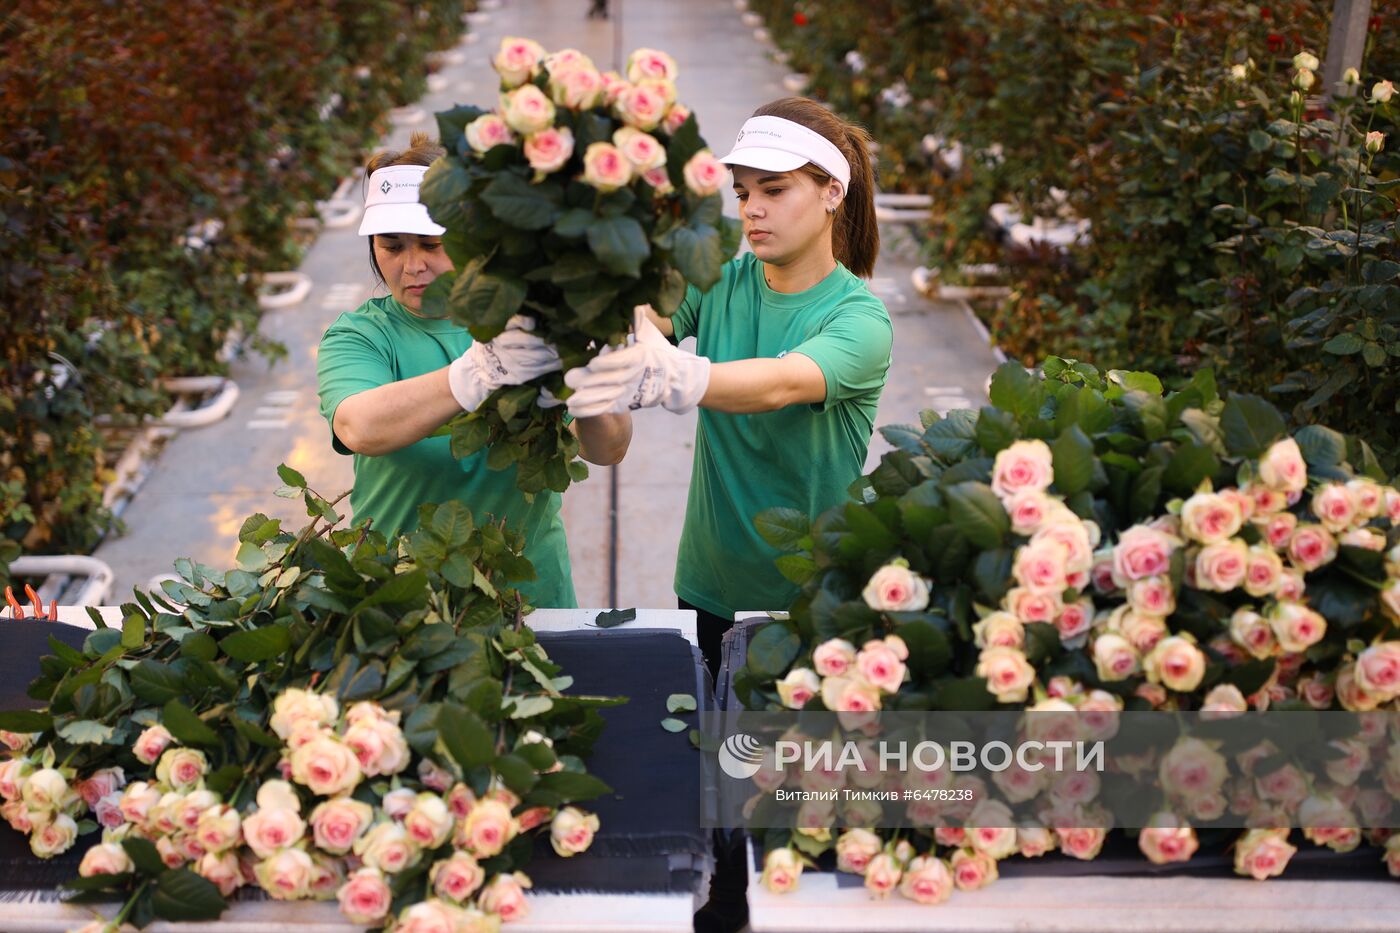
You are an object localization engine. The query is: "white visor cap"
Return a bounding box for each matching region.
[358,164,447,237]
[715,115,851,193]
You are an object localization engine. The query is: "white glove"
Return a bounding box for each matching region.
[564,308,711,417]
[448,315,563,413]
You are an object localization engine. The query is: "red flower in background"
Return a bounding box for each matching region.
[1371,15,1382,33]
[1267,33,1285,53]
[1260,6,1272,20]
[793,11,808,26]
[1172,12,1187,27]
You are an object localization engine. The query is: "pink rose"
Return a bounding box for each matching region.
[642,166,674,195]
[404,793,455,849]
[974,611,1026,650]
[1287,523,1337,571]
[269,689,338,741]
[1006,489,1054,535]
[119,781,162,826]
[615,80,671,130]
[1194,538,1248,592]
[290,735,362,797]
[1243,545,1284,598]
[76,767,125,809]
[479,872,532,921]
[834,829,881,875]
[968,800,1018,858]
[811,639,857,677]
[79,842,133,878]
[195,804,243,854]
[1160,737,1228,798]
[548,65,605,110]
[661,102,692,135]
[1181,492,1245,544]
[465,114,516,155]
[550,806,600,857]
[1258,763,1310,808]
[991,439,1054,499]
[1355,642,1400,701]
[382,787,417,820]
[94,793,124,829]
[430,852,486,902]
[155,747,208,791]
[1234,829,1296,880]
[856,639,908,693]
[501,84,556,136]
[0,730,33,752]
[1230,609,1276,659]
[1144,636,1206,692]
[253,848,314,901]
[819,675,882,729]
[338,866,393,924]
[133,724,174,766]
[1341,528,1386,551]
[1090,549,1118,593]
[395,899,467,933]
[1299,676,1335,710]
[522,126,576,178]
[1018,826,1055,857]
[776,668,820,709]
[1126,576,1175,616]
[626,47,679,82]
[1092,633,1140,681]
[681,148,726,197]
[861,852,902,897]
[458,799,519,859]
[542,48,593,75]
[1268,601,1327,654]
[898,855,952,905]
[447,783,477,820]
[196,851,244,897]
[1262,512,1298,550]
[309,798,373,855]
[492,36,545,88]
[242,807,306,859]
[1347,478,1384,517]
[1058,826,1107,860]
[950,848,997,890]
[1013,538,1070,594]
[1257,438,1308,494]
[1139,813,1198,864]
[28,813,76,858]
[0,757,31,802]
[355,822,420,875]
[1005,586,1062,624]
[1311,483,1358,532]
[580,142,633,192]
[612,126,667,172]
[975,646,1036,702]
[1201,683,1248,717]
[599,71,629,106]
[517,806,553,831]
[1112,525,1179,583]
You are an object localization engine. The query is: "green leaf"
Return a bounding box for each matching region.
[480,173,560,230]
[276,464,307,488]
[0,710,51,732]
[58,720,115,745]
[1220,394,1287,457]
[746,623,801,678]
[1107,370,1163,397]
[897,618,952,677]
[460,273,527,338]
[587,215,649,277]
[594,607,636,628]
[1051,425,1094,495]
[438,703,495,770]
[1295,424,1346,467]
[219,624,291,663]
[1163,442,1219,492]
[554,208,595,238]
[1322,333,1364,355]
[666,693,697,713]
[494,753,539,795]
[754,508,811,551]
[130,660,188,704]
[988,362,1040,418]
[123,837,166,876]
[670,224,725,291]
[944,482,1009,549]
[534,769,612,803]
[660,717,688,732]
[505,696,554,719]
[775,554,817,585]
[179,632,218,662]
[162,699,221,747]
[230,716,281,750]
[121,613,145,650]
[150,868,227,921]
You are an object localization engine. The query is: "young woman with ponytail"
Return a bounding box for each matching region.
[564,98,892,677]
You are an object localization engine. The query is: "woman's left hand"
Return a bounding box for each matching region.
[563,313,710,417]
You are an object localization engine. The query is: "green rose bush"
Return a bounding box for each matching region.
[420,37,741,496]
[0,469,619,930]
[737,359,1400,902]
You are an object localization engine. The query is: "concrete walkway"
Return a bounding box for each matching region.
[92,0,1002,610]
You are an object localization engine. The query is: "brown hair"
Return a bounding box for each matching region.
[364,131,447,285]
[752,97,879,278]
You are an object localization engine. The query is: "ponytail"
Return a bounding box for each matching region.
[752,98,880,278]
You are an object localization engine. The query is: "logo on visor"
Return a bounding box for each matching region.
[380,179,393,194]
[718,733,765,779]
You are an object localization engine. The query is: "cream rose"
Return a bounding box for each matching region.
[1112,524,1178,582]
[642,166,674,195]
[76,767,125,808]
[548,65,605,110]
[1160,737,1228,798]
[155,747,208,792]
[196,850,243,898]
[1058,826,1107,860]
[580,141,633,192]
[354,821,420,875]
[1092,633,1140,682]
[1257,438,1307,494]
[812,638,857,677]
[31,813,78,858]
[549,806,600,857]
[1242,545,1284,598]
[1234,829,1296,880]
[1311,483,1358,532]
[22,768,69,810]
[308,798,373,856]
[626,47,679,82]
[1355,642,1400,702]
[1012,538,1070,594]
[79,841,133,877]
[492,36,545,88]
[1194,538,1248,592]
[458,799,519,858]
[430,851,486,903]
[1126,576,1175,616]
[1229,609,1276,659]
[834,828,881,875]
[290,735,362,797]
[862,561,930,612]
[612,127,666,171]
[1005,586,1063,623]
[195,804,243,854]
[269,689,338,741]
[255,848,314,901]
[776,668,820,709]
[336,867,393,924]
[975,646,1036,703]
[615,80,671,130]
[478,872,532,922]
[1287,523,1337,571]
[950,848,997,890]
[404,793,454,850]
[501,84,556,136]
[973,611,1026,650]
[898,855,952,905]
[1268,601,1327,654]
[856,639,908,693]
[1261,511,1297,550]
[863,852,903,897]
[1144,636,1207,693]
[661,102,692,135]
[242,807,306,859]
[1180,492,1245,545]
[133,724,174,766]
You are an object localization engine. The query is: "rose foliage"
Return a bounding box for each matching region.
[0,467,618,929]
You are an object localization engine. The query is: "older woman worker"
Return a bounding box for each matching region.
[317,133,632,608]
[565,99,892,674]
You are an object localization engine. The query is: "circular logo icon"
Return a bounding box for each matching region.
[718,732,765,780]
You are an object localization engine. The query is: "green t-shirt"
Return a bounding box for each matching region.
[316,296,576,608]
[670,253,892,619]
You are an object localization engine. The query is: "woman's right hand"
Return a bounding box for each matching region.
[447,315,563,412]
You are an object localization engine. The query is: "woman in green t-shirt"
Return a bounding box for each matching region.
[564,99,892,674]
[317,133,633,608]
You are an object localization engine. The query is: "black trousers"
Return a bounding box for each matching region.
[678,596,733,683]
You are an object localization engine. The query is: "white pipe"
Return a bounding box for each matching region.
[257,272,312,310]
[156,378,240,428]
[10,556,114,607]
[874,193,934,208]
[874,206,930,223]
[101,424,173,509]
[388,106,426,127]
[753,28,770,43]
[318,199,361,229]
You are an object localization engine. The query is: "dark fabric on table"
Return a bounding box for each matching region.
[722,618,1393,883]
[0,621,711,896]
